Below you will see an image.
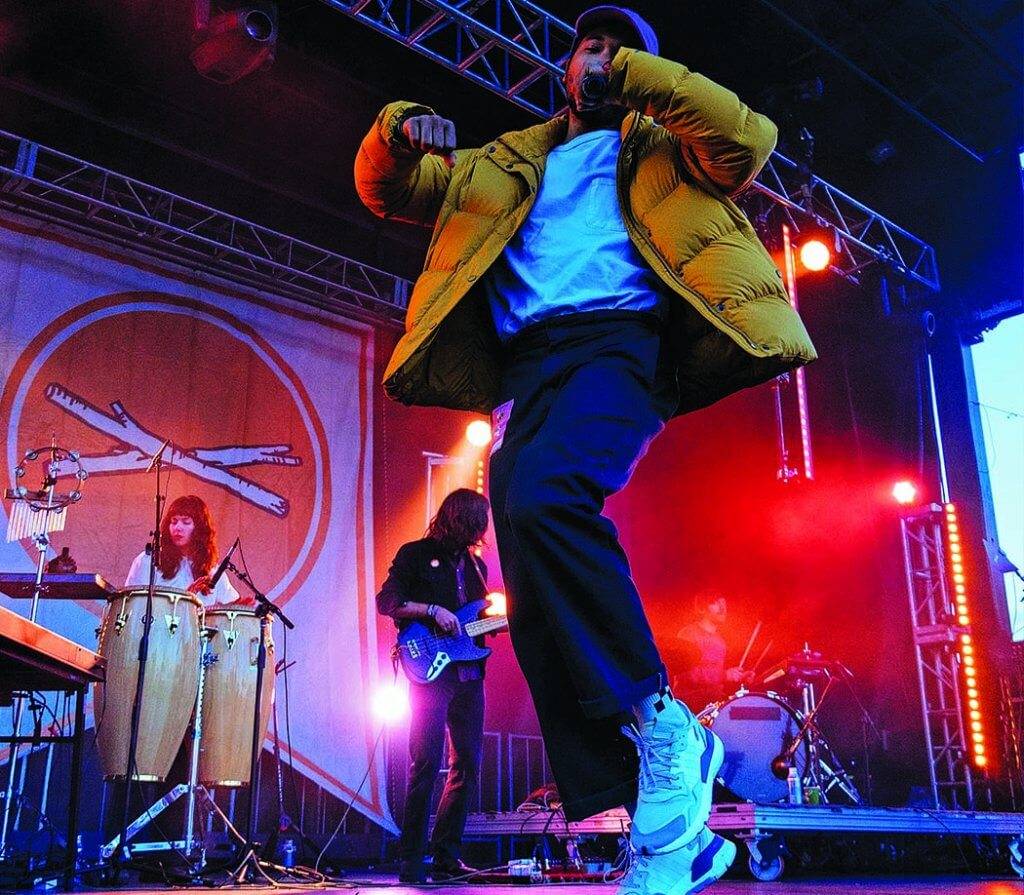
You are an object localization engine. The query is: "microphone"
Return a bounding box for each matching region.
[208,537,240,591]
[145,438,171,473]
[580,72,609,103]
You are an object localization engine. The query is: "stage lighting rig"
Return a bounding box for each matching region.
[191,1,278,84]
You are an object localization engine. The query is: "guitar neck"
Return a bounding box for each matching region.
[463,616,508,637]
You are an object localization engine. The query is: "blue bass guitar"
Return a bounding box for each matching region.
[395,598,508,684]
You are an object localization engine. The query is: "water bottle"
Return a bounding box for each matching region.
[786,767,803,805]
[281,838,296,868]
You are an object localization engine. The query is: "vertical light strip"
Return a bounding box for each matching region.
[927,353,950,503]
[781,225,815,480]
[476,458,485,495]
[944,502,986,768]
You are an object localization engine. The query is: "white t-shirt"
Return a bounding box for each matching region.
[484,128,664,340]
[125,550,241,606]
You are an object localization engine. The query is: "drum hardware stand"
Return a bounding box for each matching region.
[1,438,87,859]
[774,669,862,805]
[101,628,247,872]
[223,557,294,885]
[112,438,170,875]
[261,660,319,868]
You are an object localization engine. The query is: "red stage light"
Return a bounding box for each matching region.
[466,420,492,447]
[799,239,831,272]
[892,480,917,505]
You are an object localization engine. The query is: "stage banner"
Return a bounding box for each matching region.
[0,219,395,832]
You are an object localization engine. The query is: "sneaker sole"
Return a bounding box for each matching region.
[632,729,725,855]
[686,835,737,895]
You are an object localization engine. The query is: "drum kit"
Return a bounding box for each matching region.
[697,645,863,806]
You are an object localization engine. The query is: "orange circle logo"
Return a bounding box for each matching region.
[0,293,331,611]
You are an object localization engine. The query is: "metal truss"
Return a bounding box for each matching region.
[0,131,411,322]
[324,0,940,292]
[899,505,974,809]
[326,0,574,118]
[742,152,939,291]
[1001,642,1024,809]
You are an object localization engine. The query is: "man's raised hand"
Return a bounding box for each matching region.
[402,114,457,168]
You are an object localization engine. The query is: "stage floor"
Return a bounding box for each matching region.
[81,878,1024,895]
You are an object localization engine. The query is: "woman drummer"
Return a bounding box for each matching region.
[125,494,250,605]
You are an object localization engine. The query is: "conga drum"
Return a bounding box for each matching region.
[93,588,202,780]
[199,607,275,787]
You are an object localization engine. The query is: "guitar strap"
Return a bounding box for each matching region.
[467,551,487,593]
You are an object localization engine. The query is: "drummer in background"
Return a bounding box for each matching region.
[673,593,752,711]
[125,494,250,605]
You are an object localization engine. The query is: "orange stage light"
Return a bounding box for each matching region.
[799,239,831,271]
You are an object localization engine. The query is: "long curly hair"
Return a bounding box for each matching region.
[158,494,217,581]
[427,489,489,552]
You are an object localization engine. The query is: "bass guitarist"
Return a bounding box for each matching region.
[376,488,491,883]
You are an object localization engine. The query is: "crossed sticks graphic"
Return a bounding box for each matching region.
[44,383,301,518]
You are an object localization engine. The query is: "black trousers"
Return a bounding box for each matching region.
[489,311,680,822]
[398,676,484,863]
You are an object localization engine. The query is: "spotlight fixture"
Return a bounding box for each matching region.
[372,683,409,723]
[892,480,918,506]
[465,420,492,447]
[799,239,831,272]
[485,591,506,616]
[191,2,277,84]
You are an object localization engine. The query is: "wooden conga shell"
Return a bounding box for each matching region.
[93,588,201,781]
[199,608,275,787]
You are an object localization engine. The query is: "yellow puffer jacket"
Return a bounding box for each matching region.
[355,47,817,416]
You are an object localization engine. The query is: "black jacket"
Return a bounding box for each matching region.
[376,537,488,629]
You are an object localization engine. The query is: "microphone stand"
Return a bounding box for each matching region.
[225,558,294,884]
[114,444,166,871]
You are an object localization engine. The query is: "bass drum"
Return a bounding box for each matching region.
[199,607,275,787]
[698,690,808,803]
[93,588,202,781]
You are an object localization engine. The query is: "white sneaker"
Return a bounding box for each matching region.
[623,699,724,855]
[617,828,736,895]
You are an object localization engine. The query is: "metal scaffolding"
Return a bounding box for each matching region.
[1001,642,1024,809]
[325,0,939,292]
[0,131,411,323]
[899,504,974,809]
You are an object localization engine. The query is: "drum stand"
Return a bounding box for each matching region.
[101,627,247,872]
[113,444,167,872]
[789,675,862,805]
[222,559,294,886]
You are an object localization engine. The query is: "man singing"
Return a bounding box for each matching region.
[356,6,816,892]
[377,489,491,883]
